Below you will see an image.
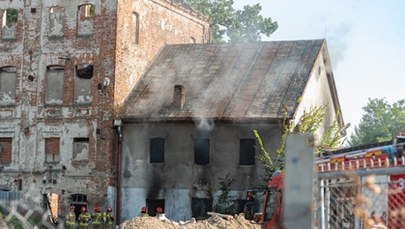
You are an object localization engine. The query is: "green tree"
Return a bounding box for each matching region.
[254,105,346,177]
[348,98,405,146]
[186,0,278,42]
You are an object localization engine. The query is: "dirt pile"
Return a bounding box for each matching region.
[119,213,261,229]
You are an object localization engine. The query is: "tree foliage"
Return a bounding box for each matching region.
[254,105,346,177]
[348,98,405,146]
[185,0,278,42]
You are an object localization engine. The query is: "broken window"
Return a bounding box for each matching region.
[0,66,17,105]
[45,65,64,105]
[73,138,89,160]
[192,198,212,218]
[49,7,65,38]
[77,4,94,36]
[150,138,164,163]
[0,138,12,164]
[239,138,255,165]
[133,12,139,45]
[2,8,18,40]
[194,138,210,165]
[146,199,165,216]
[45,138,60,163]
[74,64,93,104]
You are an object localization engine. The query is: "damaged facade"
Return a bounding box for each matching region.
[0,0,208,222]
[119,40,344,221]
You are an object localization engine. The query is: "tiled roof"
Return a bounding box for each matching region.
[121,39,325,121]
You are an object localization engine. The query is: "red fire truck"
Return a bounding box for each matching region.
[260,134,405,229]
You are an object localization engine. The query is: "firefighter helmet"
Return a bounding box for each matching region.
[107,207,112,212]
[141,207,147,213]
[81,207,87,212]
[156,207,163,214]
[94,206,100,212]
[70,205,75,210]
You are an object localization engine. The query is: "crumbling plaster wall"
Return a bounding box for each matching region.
[120,122,282,221]
[114,0,210,106]
[0,0,117,213]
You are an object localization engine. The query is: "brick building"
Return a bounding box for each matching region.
[0,0,208,221]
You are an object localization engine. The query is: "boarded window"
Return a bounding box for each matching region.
[192,198,212,218]
[73,138,89,160]
[0,138,12,164]
[133,12,139,45]
[49,7,64,38]
[77,4,94,36]
[74,64,92,104]
[146,199,165,216]
[150,138,164,163]
[45,138,60,163]
[0,66,17,105]
[194,138,210,165]
[239,138,255,165]
[45,65,64,104]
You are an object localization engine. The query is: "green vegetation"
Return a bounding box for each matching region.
[254,105,346,177]
[348,98,405,146]
[213,173,236,214]
[186,0,277,42]
[5,8,18,27]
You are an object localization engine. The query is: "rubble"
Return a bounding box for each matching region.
[119,213,261,229]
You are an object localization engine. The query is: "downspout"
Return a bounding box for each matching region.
[115,120,123,225]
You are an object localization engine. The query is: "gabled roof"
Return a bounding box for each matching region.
[121,39,326,122]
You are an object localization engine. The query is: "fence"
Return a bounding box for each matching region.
[316,167,405,229]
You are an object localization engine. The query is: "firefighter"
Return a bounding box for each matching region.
[103,207,115,229]
[140,206,149,217]
[78,207,91,229]
[156,207,163,216]
[65,205,77,229]
[91,206,102,229]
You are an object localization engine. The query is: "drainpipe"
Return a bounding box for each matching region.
[114,119,123,225]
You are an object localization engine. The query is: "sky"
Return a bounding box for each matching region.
[233,0,405,136]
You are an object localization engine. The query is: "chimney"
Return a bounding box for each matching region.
[173,84,185,109]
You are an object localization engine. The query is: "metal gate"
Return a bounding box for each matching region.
[316,167,405,229]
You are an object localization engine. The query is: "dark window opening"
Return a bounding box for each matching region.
[194,138,210,165]
[71,194,87,218]
[239,138,255,165]
[150,138,164,163]
[3,8,18,27]
[192,198,212,218]
[146,199,165,216]
[133,12,139,44]
[76,64,93,79]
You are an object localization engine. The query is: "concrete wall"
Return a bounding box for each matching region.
[120,122,282,221]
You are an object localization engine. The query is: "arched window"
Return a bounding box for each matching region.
[0,66,17,105]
